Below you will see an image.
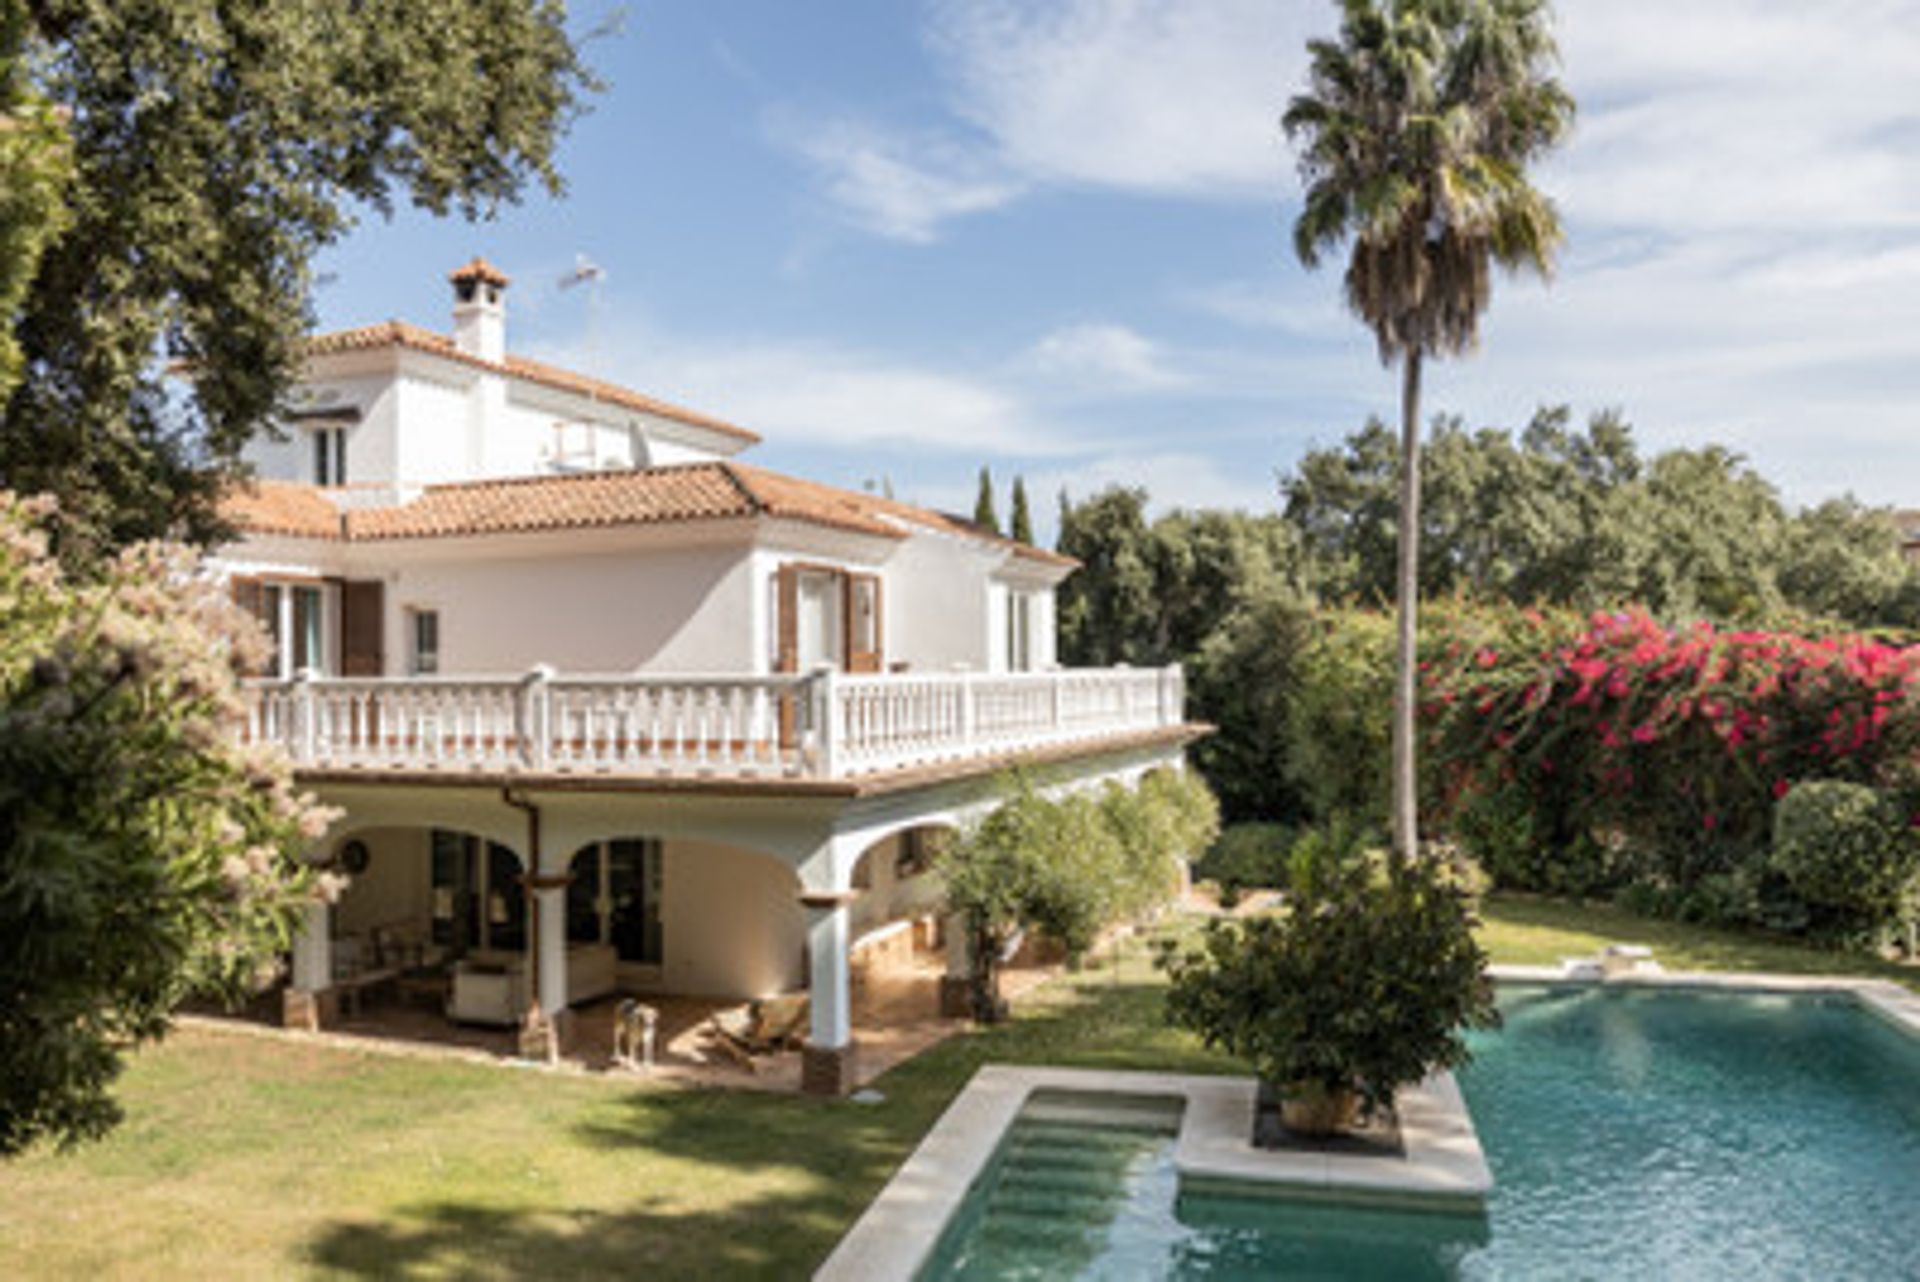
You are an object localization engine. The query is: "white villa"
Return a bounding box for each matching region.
[218,258,1200,1093]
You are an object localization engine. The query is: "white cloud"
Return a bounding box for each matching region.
[771,115,1022,243]
[926,0,1308,198]
[528,320,1083,457]
[1021,322,1185,391]
[775,0,1313,241]
[1027,450,1282,516]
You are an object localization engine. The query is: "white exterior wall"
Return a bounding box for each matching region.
[391,372,477,488]
[656,839,805,998]
[883,534,999,672]
[381,539,759,674]
[849,834,945,936]
[332,826,432,938]
[242,374,400,491]
[643,434,717,467]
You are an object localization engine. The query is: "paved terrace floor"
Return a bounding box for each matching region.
[198,950,1063,1094]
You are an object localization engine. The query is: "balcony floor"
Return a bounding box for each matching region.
[285,722,1208,797]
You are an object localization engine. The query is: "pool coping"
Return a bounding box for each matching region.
[813,1064,1489,1282]
[1487,965,1920,1041]
[816,967,1920,1281]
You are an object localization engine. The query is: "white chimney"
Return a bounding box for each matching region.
[449,257,509,362]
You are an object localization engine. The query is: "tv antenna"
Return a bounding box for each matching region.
[558,253,607,371]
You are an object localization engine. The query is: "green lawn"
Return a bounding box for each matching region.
[0,897,1910,1280]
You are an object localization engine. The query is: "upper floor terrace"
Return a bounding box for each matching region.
[242,663,1192,788]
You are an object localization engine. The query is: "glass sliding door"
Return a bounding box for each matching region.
[607,838,663,964]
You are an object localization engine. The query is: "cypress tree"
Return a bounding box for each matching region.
[973,466,1001,534]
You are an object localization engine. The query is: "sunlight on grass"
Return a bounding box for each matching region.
[0,902,1909,1280]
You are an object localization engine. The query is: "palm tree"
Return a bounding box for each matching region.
[1285,0,1572,862]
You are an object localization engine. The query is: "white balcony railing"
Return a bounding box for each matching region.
[240,664,1186,781]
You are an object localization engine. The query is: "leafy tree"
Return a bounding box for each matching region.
[1057,486,1309,667]
[0,2,70,401]
[1008,475,1034,544]
[1284,410,1919,625]
[1057,487,1157,665]
[3,0,596,561]
[1778,499,1917,629]
[1285,0,1573,860]
[1187,584,1320,821]
[1285,607,1395,827]
[0,493,334,1154]
[939,770,1212,1020]
[972,466,1000,534]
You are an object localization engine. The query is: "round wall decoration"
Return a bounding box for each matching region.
[337,839,371,876]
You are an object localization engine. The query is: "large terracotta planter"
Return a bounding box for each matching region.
[1278,1080,1360,1137]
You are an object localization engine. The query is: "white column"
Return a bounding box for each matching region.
[290,899,332,991]
[805,897,853,1049]
[536,884,567,1017]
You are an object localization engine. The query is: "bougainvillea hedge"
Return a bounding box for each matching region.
[1414,602,1920,929]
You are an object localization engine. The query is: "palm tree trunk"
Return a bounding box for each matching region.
[1391,348,1423,863]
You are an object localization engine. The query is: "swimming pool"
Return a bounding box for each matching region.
[912,985,1920,1279]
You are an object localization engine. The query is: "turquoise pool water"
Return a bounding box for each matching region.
[920,987,1920,1279]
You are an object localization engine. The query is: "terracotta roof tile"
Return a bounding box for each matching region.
[726,465,1077,568]
[302,320,761,445]
[223,478,345,539]
[222,464,1073,567]
[344,464,767,541]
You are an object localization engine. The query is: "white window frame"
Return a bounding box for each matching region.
[1006,590,1035,672]
[312,426,347,487]
[407,607,440,675]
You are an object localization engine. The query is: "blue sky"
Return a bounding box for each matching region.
[315,1,1920,537]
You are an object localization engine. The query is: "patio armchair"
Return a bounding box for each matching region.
[703,993,811,1072]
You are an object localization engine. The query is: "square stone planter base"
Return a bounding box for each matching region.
[802,1042,858,1096]
[282,987,339,1032]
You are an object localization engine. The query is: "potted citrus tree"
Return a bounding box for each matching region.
[1162,837,1498,1137]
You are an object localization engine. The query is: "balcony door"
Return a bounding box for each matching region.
[775,565,882,673]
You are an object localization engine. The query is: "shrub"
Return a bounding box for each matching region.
[1285,608,1394,827]
[941,769,1219,1018]
[1194,823,1296,907]
[1135,766,1222,867]
[1771,781,1920,942]
[1187,589,1318,822]
[0,494,332,1154]
[1160,845,1499,1121]
[1450,780,1618,897]
[1026,791,1123,962]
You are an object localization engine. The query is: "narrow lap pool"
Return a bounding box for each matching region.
[918,987,1920,1279]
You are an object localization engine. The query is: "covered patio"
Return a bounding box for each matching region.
[271,731,1196,1094]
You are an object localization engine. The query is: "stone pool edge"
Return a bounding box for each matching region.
[1487,965,1920,1041]
[813,1064,1489,1282]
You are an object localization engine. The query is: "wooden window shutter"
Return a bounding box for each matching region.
[775,564,800,674]
[846,573,883,673]
[229,576,268,675]
[339,580,385,677]
[230,574,261,619]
